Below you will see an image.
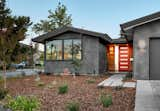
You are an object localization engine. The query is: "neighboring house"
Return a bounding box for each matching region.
[32,27,112,74]
[33,11,160,80]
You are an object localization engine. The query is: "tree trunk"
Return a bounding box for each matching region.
[3,63,6,89]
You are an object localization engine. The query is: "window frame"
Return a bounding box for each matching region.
[45,39,63,61]
[45,39,82,61]
[64,39,73,60]
[72,39,82,60]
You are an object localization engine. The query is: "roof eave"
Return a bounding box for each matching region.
[32,26,112,43]
[121,17,160,31]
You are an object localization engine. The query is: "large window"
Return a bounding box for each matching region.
[46,39,82,60]
[64,40,72,60]
[46,40,62,60]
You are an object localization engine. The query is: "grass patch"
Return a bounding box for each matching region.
[86,79,96,84]
[5,95,40,111]
[58,84,68,94]
[37,81,45,87]
[66,101,79,111]
[100,94,112,107]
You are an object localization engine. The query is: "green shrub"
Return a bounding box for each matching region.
[66,101,79,111]
[37,81,45,87]
[58,84,68,94]
[0,76,2,81]
[100,94,112,107]
[0,88,8,100]
[86,79,95,84]
[0,76,3,84]
[5,95,40,111]
[71,58,82,75]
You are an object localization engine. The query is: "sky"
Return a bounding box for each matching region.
[7,0,160,46]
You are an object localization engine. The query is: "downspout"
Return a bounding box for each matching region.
[120,24,134,43]
[120,25,134,74]
[120,25,129,43]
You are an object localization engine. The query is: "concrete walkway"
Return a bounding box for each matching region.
[98,74,136,88]
[135,80,160,111]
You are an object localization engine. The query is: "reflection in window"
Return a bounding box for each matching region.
[64,40,72,60]
[46,40,62,60]
[73,40,82,60]
[46,39,82,60]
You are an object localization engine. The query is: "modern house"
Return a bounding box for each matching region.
[32,27,112,74]
[121,11,160,80]
[33,11,160,80]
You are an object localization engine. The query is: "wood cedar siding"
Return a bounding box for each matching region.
[107,44,115,71]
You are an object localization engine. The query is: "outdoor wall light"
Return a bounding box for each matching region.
[138,40,146,55]
[138,40,146,49]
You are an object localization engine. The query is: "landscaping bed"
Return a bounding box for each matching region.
[0,75,135,111]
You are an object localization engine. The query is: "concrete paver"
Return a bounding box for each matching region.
[110,80,123,87]
[98,74,136,88]
[98,75,125,87]
[123,82,136,88]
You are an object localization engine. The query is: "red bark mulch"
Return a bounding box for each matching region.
[1,75,135,111]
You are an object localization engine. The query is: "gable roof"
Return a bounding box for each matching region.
[120,11,160,31]
[32,26,112,44]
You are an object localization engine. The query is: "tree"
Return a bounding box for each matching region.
[0,0,31,88]
[11,43,32,63]
[71,44,82,75]
[32,2,72,34]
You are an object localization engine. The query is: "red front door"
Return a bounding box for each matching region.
[119,45,130,71]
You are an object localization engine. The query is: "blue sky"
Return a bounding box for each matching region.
[7,0,160,45]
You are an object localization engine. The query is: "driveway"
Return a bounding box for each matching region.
[135,80,160,111]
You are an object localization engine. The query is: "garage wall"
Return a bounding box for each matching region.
[133,20,160,80]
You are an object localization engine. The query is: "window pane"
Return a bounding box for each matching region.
[73,39,82,60]
[46,41,52,60]
[64,40,72,60]
[46,40,62,60]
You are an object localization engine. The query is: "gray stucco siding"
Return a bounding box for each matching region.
[99,40,107,74]
[133,20,160,79]
[44,32,107,74]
